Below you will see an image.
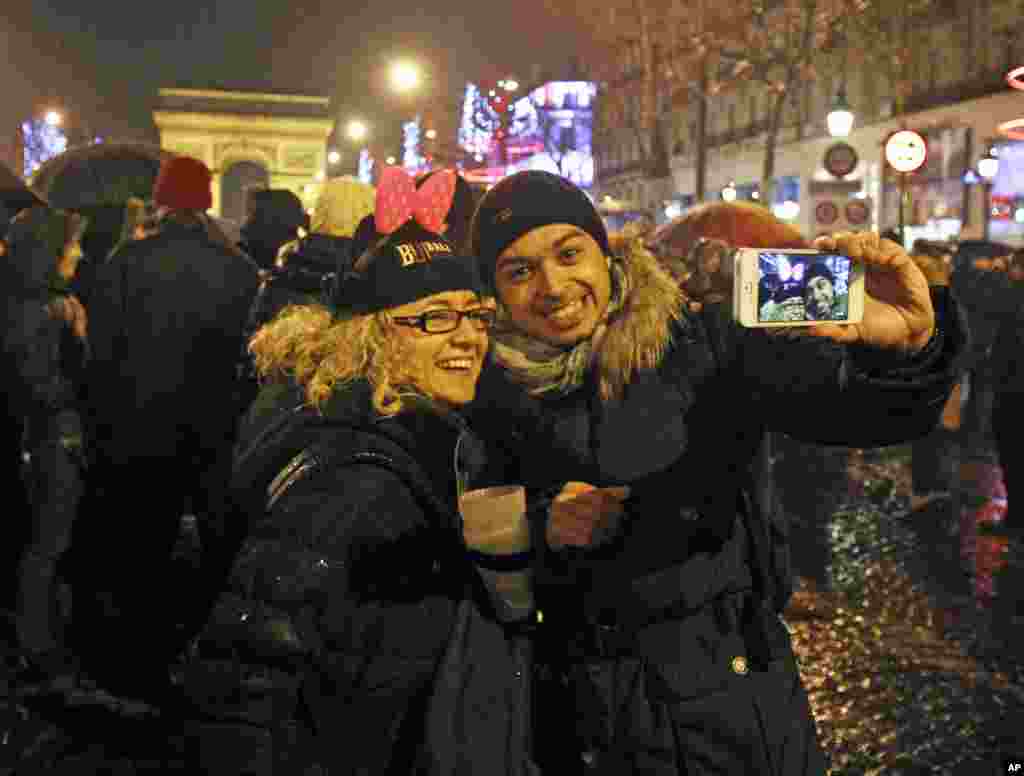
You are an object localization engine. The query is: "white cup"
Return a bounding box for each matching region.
[459,485,533,622]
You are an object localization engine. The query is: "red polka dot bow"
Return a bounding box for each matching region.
[374,166,456,235]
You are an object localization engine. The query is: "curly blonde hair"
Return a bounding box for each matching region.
[249,303,417,416]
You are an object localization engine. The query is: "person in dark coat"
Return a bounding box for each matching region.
[73,155,260,701]
[2,207,89,671]
[238,188,309,273]
[188,167,536,774]
[246,177,375,336]
[974,249,1024,538]
[950,240,1017,529]
[654,201,853,594]
[465,171,965,774]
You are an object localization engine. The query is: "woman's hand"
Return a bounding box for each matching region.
[546,481,631,550]
[809,231,935,354]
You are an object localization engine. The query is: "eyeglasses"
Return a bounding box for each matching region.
[392,308,497,334]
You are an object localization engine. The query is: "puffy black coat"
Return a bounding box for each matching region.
[467,281,965,775]
[85,216,260,462]
[189,380,536,775]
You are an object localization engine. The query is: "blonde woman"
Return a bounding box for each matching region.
[192,169,536,775]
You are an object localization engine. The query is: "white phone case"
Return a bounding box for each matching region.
[733,248,865,328]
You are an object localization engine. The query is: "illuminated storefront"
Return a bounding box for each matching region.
[459,80,596,189]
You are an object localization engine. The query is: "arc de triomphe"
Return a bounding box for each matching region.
[153,88,334,223]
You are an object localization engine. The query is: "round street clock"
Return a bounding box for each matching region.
[824,142,859,179]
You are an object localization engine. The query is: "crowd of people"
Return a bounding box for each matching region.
[1,147,1017,773]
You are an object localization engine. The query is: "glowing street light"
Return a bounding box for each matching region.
[826,89,854,138]
[314,170,325,182]
[503,79,519,92]
[390,61,421,93]
[327,149,342,165]
[346,120,369,143]
[425,128,438,140]
[977,146,1000,241]
[44,110,63,127]
[385,156,397,165]
[721,181,738,202]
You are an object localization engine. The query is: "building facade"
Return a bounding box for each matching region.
[153,88,333,224]
[594,0,1024,247]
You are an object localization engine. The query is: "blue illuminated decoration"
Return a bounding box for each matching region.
[459,80,596,188]
[22,119,67,179]
[403,115,428,174]
[357,148,374,185]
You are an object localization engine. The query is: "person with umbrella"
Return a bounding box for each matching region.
[30,142,171,309]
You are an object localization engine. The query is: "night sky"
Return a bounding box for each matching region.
[4,1,591,146]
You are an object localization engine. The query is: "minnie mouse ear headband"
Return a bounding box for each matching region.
[330,166,482,315]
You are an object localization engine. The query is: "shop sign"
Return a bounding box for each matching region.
[845,200,870,225]
[884,130,927,173]
[824,142,859,179]
[815,200,839,225]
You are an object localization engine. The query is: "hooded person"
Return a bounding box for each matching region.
[71,154,260,704]
[237,188,309,272]
[246,176,376,338]
[189,166,536,775]
[464,170,965,774]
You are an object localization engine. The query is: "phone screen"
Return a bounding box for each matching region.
[756,252,853,323]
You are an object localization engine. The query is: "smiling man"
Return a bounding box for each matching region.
[466,169,966,775]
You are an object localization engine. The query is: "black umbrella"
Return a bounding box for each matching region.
[0,159,47,214]
[30,142,174,211]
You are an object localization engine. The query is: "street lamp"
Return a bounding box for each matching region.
[390,61,421,93]
[346,120,369,143]
[721,181,737,202]
[826,88,855,138]
[425,128,437,140]
[977,147,1000,240]
[44,110,63,127]
[327,149,342,165]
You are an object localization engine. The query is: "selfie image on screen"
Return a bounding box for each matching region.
[757,253,851,323]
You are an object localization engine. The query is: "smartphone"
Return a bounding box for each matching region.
[733,248,865,328]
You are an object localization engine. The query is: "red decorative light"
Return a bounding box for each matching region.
[998,118,1024,141]
[1007,66,1024,90]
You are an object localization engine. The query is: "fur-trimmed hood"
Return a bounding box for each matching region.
[590,233,684,401]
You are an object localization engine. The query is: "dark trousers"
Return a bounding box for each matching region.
[1,411,29,613]
[17,429,84,653]
[67,446,235,694]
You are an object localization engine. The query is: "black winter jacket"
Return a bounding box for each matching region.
[192,380,536,775]
[246,234,352,335]
[466,286,964,774]
[85,217,260,462]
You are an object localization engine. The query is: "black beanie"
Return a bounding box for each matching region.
[805,261,835,287]
[331,219,481,315]
[470,170,609,289]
